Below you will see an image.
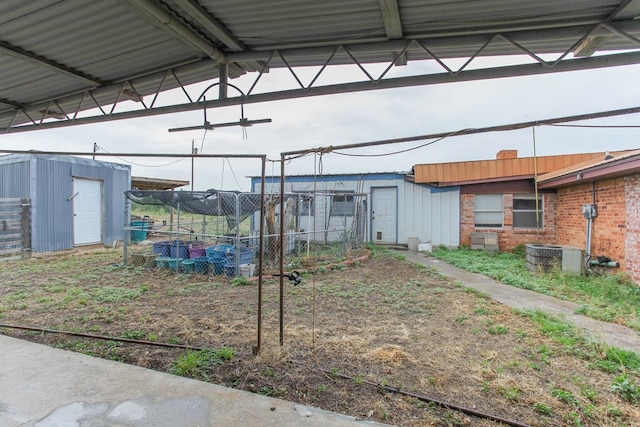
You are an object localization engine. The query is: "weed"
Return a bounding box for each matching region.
[353,373,364,385]
[122,330,145,340]
[91,286,144,303]
[262,366,276,377]
[534,402,552,415]
[551,388,579,406]
[488,324,508,335]
[316,384,328,393]
[258,386,275,396]
[455,316,467,325]
[474,305,491,315]
[606,405,622,417]
[515,329,528,339]
[171,347,234,379]
[231,277,251,286]
[611,374,640,403]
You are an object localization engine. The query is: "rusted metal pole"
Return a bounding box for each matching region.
[256,156,266,353]
[279,154,285,346]
[0,323,210,351]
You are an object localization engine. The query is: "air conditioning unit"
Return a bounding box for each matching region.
[525,244,584,274]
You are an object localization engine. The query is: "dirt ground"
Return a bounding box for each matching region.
[1,248,639,426]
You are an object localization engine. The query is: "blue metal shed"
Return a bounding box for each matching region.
[0,154,131,252]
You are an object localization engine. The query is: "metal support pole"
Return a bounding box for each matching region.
[123,196,129,266]
[256,156,266,353]
[219,63,228,100]
[279,155,286,346]
[235,192,241,276]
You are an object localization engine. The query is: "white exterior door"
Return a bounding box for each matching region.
[73,178,103,245]
[371,187,397,243]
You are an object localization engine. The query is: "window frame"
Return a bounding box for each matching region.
[474,194,503,228]
[513,193,544,229]
[330,192,355,217]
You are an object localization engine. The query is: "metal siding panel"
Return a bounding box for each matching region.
[0,159,30,198]
[33,158,74,252]
[27,155,130,252]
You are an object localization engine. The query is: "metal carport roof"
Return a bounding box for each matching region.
[2,0,640,134]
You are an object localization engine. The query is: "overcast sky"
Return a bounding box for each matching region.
[2,56,640,192]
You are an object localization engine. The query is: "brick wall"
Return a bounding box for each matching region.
[460,192,557,251]
[625,175,640,283]
[556,178,627,273]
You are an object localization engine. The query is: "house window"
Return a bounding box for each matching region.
[299,196,314,216]
[474,194,503,228]
[330,193,355,216]
[513,194,543,229]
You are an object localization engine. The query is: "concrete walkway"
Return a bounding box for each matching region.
[0,334,386,427]
[401,250,640,353]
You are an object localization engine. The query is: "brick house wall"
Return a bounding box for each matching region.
[460,192,557,251]
[626,175,640,283]
[556,177,627,273]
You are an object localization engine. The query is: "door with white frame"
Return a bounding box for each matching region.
[371,187,397,243]
[72,178,103,245]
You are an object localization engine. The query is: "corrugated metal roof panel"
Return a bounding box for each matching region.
[2,0,640,131]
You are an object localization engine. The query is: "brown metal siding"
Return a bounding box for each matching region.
[414,153,610,185]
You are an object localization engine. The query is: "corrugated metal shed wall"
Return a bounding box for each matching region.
[31,155,131,252]
[0,154,131,252]
[253,174,460,247]
[0,156,30,198]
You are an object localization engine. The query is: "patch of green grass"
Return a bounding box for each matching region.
[551,388,580,406]
[611,373,640,403]
[500,386,521,401]
[534,402,552,415]
[122,330,145,340]
[432,247,640,331]
[231,276,252,286]
[171,347,235,379]
[91,286,145,303]
[488,324,508,335]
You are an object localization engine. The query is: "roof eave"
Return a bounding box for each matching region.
[538,157,640,189]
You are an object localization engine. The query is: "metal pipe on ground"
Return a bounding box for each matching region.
[319,368,532,427]
[0,323,209,351]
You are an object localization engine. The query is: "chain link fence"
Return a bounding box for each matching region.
[124,184,368,277]
[252,191,368,271]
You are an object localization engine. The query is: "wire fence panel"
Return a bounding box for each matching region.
[124,183,368,277]
[0,198,30,260]
[254,179,369,273]
[124,190,261,278]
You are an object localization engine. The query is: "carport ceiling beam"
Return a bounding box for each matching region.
[379,0,403,39]
[0,40,106,87]
[574,0,640,57]
[124,0,226,63]
[172,0,247,51]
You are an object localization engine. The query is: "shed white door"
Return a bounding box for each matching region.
[371,187,397,243]
[73,178,103,245]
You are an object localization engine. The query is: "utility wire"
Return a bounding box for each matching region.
[96,145,186,167]
[332,134,452,157]
[546,123,640,129]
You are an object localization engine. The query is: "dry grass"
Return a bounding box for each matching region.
[1,248,640,426]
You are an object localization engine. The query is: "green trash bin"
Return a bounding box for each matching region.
[130,220,148,243]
